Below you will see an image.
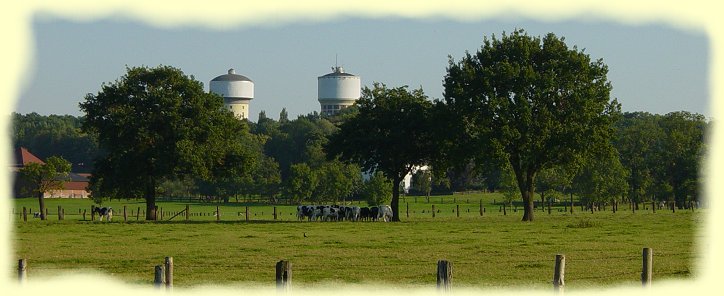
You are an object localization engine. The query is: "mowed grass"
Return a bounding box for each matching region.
[11,196,702,291]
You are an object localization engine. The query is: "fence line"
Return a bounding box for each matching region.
[12,201,699,223]
[15,248,659,290]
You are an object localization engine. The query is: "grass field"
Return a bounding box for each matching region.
[10,195,703,291]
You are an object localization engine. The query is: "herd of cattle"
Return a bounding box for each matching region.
[36,205,393,222]
[296,205,393,222]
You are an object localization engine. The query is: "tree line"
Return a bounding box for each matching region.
[13,95,706,221]
[13,29,708,222]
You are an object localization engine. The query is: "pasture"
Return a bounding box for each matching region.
[10,195,702,291]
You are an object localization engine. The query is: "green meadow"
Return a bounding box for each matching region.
[11,195,702,291]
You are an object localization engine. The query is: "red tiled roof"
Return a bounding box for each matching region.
[13,147,45,167]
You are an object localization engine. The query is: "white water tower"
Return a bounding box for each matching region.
[318,66,361,116]
[210,68,254,120]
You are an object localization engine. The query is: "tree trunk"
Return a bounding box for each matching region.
[521,170,535,221]
[145,176,157,220]
[522,188,534,221]
[391,176,402,222]
[37,191,46,220]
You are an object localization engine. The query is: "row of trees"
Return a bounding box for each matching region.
[12,112,97,173]
[15,29,708,222]
[326,29,707,221]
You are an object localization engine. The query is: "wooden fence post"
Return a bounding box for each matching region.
[642,248,653,288]
[136,207,140,221]
[58,206,62,220]
[18,258,27,284]
[45,208,49,219]
[123,206,127,222]
[154,265,164,288]
[91,205,95,221]
[216,206,220,221]
[437,260,452,292]
[432,205,436,218]
[82,209,86,221]
[62,208,65,220]
[23,207,27,222]
[553,254,565,294]
[185,205,189,221]
[276,260,292,293]
[479,200,483,216]
[456,205,460,217]
[274,206,278,220]
[165,257,173,290]
[406,202,409,218]
[245,206,249,221]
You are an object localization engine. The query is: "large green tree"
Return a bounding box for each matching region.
[18,156,71,220]
[613,112,660,208]
[443,29,620,221]
[326,83,434,221]
[653,111,707,208]
[80,65,252,220]
[284,163,318,204]
[572,146,629,211]
[314,160,362,203]
[362,172,393,206]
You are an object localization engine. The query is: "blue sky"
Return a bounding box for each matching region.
[16,14,709,122]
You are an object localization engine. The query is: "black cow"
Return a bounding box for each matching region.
[337,206,348,221]
[360,207,371,221]
[370,207,380,221]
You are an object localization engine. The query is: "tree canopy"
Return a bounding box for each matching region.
[80,65,253,220]
[18,156,71,220]
[442,29,620,221]
[326,83,434,221]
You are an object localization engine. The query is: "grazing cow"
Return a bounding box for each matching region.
[378,205,393,222]
[93,206,113,221]
[33,212,41,218]
[370,207,380,221]
[322,206,339,221]
[297,205,317,221]
[359,207,371,221]
[308,206,320,221]
[346,206,360,221]
[296,205,305,221]
[336,206,348,221]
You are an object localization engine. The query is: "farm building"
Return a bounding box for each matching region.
[11,147,90,198]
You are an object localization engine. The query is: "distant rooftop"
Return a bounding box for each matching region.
[12,147,45,168]
[211,68,253,82]
[320,66,357,78]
